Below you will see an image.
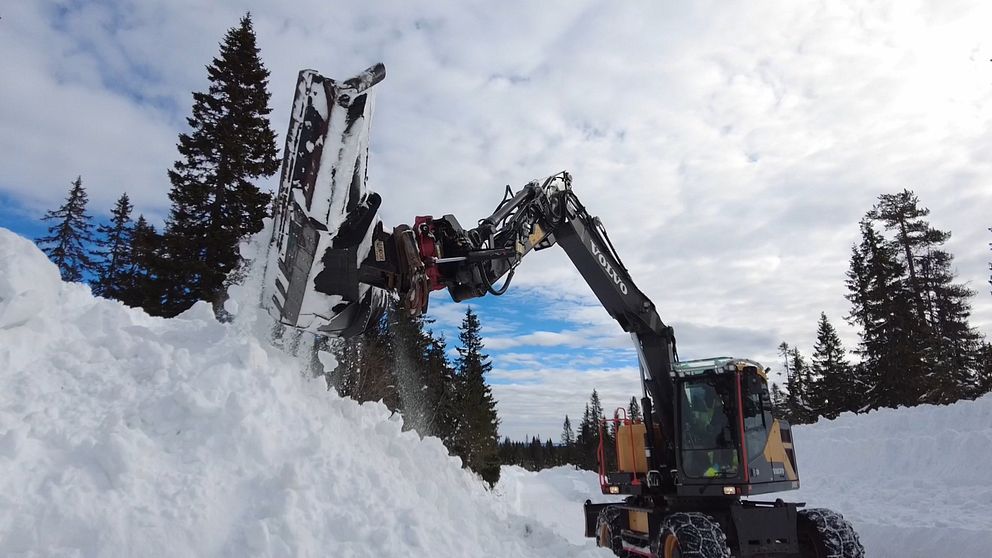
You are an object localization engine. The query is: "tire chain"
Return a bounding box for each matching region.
[798,508,866,558]
[596,506,627,556]
[653,512,731,558]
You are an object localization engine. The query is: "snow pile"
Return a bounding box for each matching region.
[0,228,606,557]
[495,466,622,545]
[793,397,992,558]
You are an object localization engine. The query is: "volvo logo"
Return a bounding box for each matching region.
[591,241,629,294]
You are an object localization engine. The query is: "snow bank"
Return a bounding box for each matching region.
[793,397,992,558]
[0,227,607,558]
[495,466,622,546]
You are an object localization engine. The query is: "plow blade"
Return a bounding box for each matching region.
[262,64,388,337]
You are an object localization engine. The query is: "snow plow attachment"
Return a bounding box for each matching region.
[262,64,389,338]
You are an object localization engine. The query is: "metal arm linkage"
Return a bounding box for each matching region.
[358,172,679,475]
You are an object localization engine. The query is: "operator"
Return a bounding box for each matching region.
[690,388,737,477]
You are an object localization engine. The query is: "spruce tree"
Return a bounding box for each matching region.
[158,13,280,316]
[868,190,981,404]
[389,307,459,439]
[846,218,927,409]
[560,415,576,466]
[452,308,501,485]
[330,311,400,410]
[576,403,594,470]
[627,396,642,421]
[37,176,96,282]
[975,342,992,397]
[92,193,134,299]
[560,415,575,446]
[789,347,815,423]
[777,343,797,423]
[810,313,859,418]
[770,382,786,415]
[117,215,160,311]
[917,249,982,403]
[589,390,605,470]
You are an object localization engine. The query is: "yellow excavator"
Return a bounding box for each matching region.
[260,64,864,558]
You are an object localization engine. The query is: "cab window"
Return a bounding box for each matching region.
[742,373,772,461]
[680,377,739,478]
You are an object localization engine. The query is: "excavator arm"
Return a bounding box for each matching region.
[261,66,676,480]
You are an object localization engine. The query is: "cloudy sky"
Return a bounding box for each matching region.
[3,0,992,439]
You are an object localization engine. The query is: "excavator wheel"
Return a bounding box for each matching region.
[797,508,865,558]
[652,513,730,558]
[595,506,628,557]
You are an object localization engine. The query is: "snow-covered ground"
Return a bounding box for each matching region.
[2,225,990,557]
[0,228,606,558]
[791,397,992,558]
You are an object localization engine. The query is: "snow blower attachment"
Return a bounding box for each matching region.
[262,64,390,338]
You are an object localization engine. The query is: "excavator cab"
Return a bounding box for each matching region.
[672,358,800,497]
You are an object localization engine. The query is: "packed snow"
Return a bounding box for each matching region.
[791,397,992,558]
[2,225,990,557]
[0,227,606,557]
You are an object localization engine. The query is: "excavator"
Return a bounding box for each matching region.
[260,64,864,558]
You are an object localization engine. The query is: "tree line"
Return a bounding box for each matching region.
[499,390,643,472]
[775,190,992,424]
[36,14,277,318]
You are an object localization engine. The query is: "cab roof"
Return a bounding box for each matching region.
[672,357,766,378]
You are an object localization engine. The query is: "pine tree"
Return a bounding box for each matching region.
[36,176,96,282]
[589,390,605,470]
[560,415,575,446]
[117,215,160,311]
[868,190,944,323]
[975,342,992,397]
[789,347,815,423]
[452,308,501,485]
[157,13,280,316]
[868,190,981,404]
[330,311,400,410]
[846,218,927,409]
[810,313,860,418]
[777,343,816,424]
[777,342,797,423]
[770,382,786,415]
[92,193,134,299]
[627,396,642,421]
[917,249,982,403]
[389,307,459,439]
[576,403,594,470]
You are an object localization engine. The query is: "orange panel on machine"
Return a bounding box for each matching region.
[628,510,649,534]
[616,423,663,473]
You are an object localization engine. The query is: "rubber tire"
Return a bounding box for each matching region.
[653,512,731,558]
[797,508,865,558]
[596,505,628,557]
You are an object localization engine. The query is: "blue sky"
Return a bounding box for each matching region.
[4,0,992,439]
